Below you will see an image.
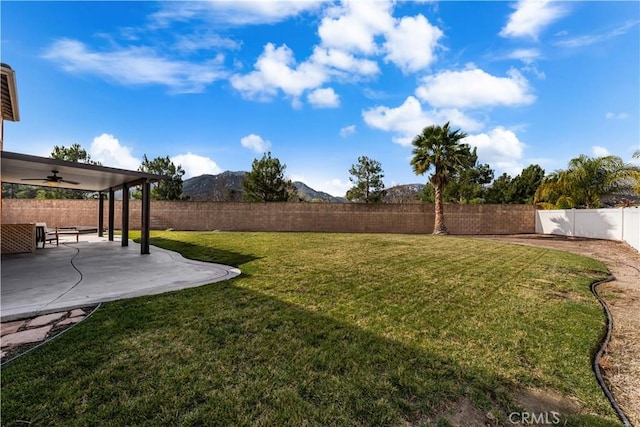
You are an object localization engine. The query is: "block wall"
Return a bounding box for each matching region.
[1,199,535,235]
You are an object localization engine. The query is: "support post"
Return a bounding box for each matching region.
[122,185,129,247]
[141,180,151,255]
[108,188,115,241]
[98,192,104,237]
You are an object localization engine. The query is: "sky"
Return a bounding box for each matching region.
[2,0,639,196]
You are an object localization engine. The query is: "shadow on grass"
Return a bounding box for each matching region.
[1,282,520,427]
[147,237,261,268]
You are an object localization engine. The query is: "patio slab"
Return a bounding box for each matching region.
[1,236,241,322]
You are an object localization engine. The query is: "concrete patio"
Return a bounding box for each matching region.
[1,234,241,322]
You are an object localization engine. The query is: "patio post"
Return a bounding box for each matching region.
[122,184,129,247]
[141,179,151,255]
[98,192,104,237]
[108,188,115,241]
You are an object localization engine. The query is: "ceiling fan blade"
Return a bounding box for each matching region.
[20,178,47,181]
[60,179,80,185]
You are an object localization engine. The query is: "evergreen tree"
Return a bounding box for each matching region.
[139,155,187,200]
[13,143,104,199]
[242,152,297,202]
[511,164,545,204]
[443,148,493,203]
[346,156,386,203]
[51,143,101,165]
[485,173,514,204]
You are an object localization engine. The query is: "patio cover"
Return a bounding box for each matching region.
[1,151,167,254]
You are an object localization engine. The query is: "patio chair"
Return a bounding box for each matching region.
[35,223,58,248]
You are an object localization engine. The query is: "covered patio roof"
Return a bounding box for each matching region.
[1,151,164,192]
[1,151,167,255]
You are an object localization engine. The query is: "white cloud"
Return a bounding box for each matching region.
[322,178,351,197]
[318,1,442,74]
[340,125,356,137]
[592,146,611,157]
[291,174,350,197]
[383,14,443,73]
[307,87,340,108]
[505,48,541,64]
[229,0,445,106]
[310,47,379,76]
[150,1,324,27]
[463,127,526,176]
[171,152,222,179]
[230,43,327,100]
[554,20,639,48]
[318,1,395,55]
[415,68,535,109]
[89,133,140,170]
[240,134,271,153]
[173,32,241,52]
[500,0,567,39]
[433,108,484,133]
[605,112,629,120]
[43,38,227,94]
[362,96,435,146]
[362,96,482,146]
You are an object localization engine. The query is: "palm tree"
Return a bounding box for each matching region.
[535,154,640,208]
[410,122,473,234]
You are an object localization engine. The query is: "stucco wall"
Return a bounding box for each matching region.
[1,199,535,235]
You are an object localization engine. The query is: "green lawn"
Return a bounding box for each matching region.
[1,232,620,426]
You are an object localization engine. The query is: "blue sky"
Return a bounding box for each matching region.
[2,1,639,196]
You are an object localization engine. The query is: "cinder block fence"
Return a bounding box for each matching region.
[1,199,536,235]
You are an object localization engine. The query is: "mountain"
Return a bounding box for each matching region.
[383,184,425,203]
[182,171,245,201]
[182,171,346,202]
[293,182,347,203]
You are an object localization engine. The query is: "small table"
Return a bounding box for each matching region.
[57,228,80,242]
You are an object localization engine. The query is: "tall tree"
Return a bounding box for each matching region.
[242,152,298,202]
[485,165,545,204]
[510,164,545,204]
[346,156,386,203]
[443,148,493,204]
[51,143,101,165]
[26,143,103,199]
[484,173,514,204]
[535,154,640,209]
[410,122,473,234]
[139,155,187,200]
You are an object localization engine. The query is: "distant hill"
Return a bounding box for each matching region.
[182,171,246,201]
[293,182,347,203]
[182,171,347,202]
[384,184,425,203]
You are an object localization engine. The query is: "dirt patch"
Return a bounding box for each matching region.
[514,387,581,416]
[478,234,640,426]
[418,396,497,427]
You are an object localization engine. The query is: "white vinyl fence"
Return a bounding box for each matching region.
[535,207,640,251]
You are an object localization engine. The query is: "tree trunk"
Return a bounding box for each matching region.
[433,183,448,235]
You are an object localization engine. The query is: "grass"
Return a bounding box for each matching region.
[1,232,620,426]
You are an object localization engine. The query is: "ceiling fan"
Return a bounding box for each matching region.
[21,170,80,185]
